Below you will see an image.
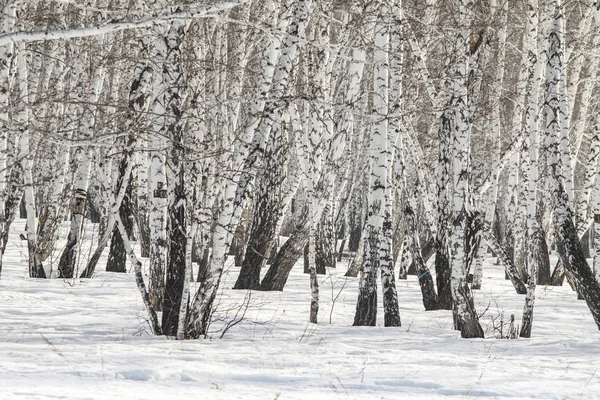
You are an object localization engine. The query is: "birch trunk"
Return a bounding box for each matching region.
[544,0,600,330]
[58,34,107,279]
[521,0,543,337]
[473,0,508,288]
[447,0,483,338]
[234,122,289,290]
[307,180,319,323]
[0,1,17,277]
[15,44,44,278]
[80,22,153,278]
[114,213,161,335]
[354,10,400,327]
[148,72,168,311]
[405,203,438,310]
[186,0,314,339]
[159,21,187,337]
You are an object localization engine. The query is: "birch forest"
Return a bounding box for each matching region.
[1,0,600,342]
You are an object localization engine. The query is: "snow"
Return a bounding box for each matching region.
[1,222,599,399]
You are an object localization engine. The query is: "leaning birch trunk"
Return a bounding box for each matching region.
[573,37,600,239]
[234,121,289,290]
[405,203,438,310]
[186,0,314,339]
[105,153,134,274]
[403,6,453,309]
[554,186,600,329]
[114,213,161,335]
[260,208,311,289]
[594,182,600,282]
[544,0,600,330]
[399,128,438,301]
[80,147,135,278]
[447,0,483,338]
[80,24,153,278]
[481,226,527,294]
[260,30,366,286]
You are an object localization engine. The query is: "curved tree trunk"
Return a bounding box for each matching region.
[405,205,437,310]
[234,122,288,290]
[259,215,309,291]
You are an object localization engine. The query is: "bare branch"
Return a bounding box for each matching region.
[0,0,247,47]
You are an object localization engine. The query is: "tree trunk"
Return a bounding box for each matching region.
[234,121,289,290]
[315,205,336,273]
[115,213,161,335]
[159,21,187,337]
[186,0,314,339]
[447,0,483,339]
[260,214,309,291]
[354,11,400,327]
[106,167,133,273]
[435,114,452,310]
[395,235,410,280]
[482,228,527,294]
[554,186,600,329]
[405,205,438,310]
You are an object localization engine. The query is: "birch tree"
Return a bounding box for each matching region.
[354,2,401,327]
[445,0,484,338]
[186,0,314,339]
[520,0,543,338]
[544,0,600,330]
[159,20,187,337]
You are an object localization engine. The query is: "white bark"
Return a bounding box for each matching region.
[58,32,108,278]
[307,179,318,324]
[114,212,161,335]
[447,0,483,338]
[177,222,196,340]
[473,0,508,288]
[186,0,314,338]
[573,34,600,236]
[147,25,169,307]
[521,0,541,337]
[544,0,570,203]
[0,1,17,275]
[16,45,41,278]
[354,9,400,327]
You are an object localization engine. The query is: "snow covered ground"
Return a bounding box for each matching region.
[1,221,599,399]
